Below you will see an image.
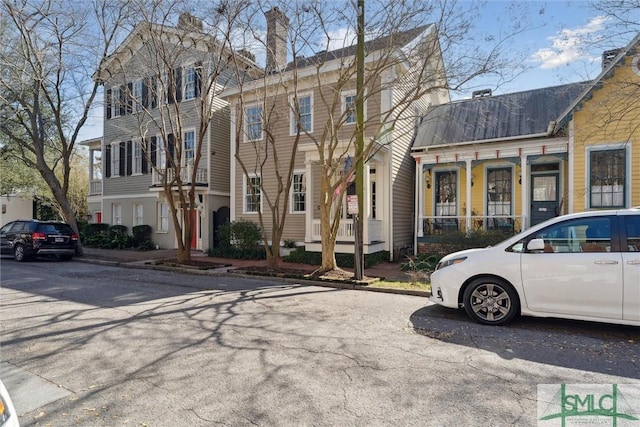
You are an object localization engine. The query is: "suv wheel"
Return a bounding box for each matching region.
[463,278,519,325]
[14,244,28,262]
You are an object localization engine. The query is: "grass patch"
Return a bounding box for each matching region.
[371,280,431,292]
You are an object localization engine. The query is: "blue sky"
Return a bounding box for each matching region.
[465,0,640,96]
[77,1,640,141]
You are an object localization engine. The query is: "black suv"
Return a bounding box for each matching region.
[0,220,78,262]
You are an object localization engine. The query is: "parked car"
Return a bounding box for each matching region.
[429,208,640,326]
[0,379,19,427]
[0,220,78,262]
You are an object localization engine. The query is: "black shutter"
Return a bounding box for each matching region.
[151,77,158,108]
[105,144,111,178]
[119,85,126,116]
[167,133,175,168]
[195,61,202,98]
[106,89,112,120]
[119,142,126,176]
[174,67,182,103]
[150,136,157,167]
[126,83,133,114]
[142,139,149,174]
[126,141,132,176]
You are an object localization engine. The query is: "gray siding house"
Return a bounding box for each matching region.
[87,13,255,250]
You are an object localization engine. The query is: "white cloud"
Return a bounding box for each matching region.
[531,16,607,69]
[323,27,356,52]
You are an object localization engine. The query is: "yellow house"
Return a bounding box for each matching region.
[412,33,640,253]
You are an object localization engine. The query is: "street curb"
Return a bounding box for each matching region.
[77,257,431,298]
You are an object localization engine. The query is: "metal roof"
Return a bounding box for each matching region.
[412,81,590,149]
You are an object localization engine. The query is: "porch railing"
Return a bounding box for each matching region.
[420,215,524,236]
[152,166,208,186]
[89,180,102,195]
[311,218,384,243]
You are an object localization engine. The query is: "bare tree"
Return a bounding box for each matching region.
[227,0,526,275]
[0,0,126,254]
[96,1,257,263]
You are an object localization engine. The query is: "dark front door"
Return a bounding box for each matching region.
[530,173,559,226]
[212,206,230,248]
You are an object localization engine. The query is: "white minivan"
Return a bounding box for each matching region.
[429,208,640,326]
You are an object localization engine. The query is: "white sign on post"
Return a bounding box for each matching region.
[347,195,359,215]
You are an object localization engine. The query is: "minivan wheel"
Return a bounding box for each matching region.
[463,278,519,326]
[14,244,28,262]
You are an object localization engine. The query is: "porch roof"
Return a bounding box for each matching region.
[412,81,589,150]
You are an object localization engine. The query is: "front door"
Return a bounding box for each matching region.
[189,209,198,249]
[530,173,559,226]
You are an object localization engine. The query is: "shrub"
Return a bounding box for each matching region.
[208,246,266,260]
[427,230,509,255]
[284,249,389,268]
[132,225,154,250]
[216,220,261,250]
[109,225,128,236]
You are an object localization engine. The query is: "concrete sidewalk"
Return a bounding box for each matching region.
[80,247,414,282]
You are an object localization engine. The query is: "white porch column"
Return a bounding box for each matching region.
[520,154,528,230]
[363,163,371,244]
[305,160,313,242]
[568,119,575,213]
[88,148,95,192]
[466,158,472,232]
[414,157,423,256]
[229,104,237,221]
[417,158,424,238]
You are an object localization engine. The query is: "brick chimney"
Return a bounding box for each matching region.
[602,48,622,70]
[265,7,289,71]
[177,12,203,32]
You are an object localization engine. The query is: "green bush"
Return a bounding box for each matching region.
[428,230,510,255]
[208,246,266,260]
[132,225,154,250]
[109,225,128,236]
[216,220,261,250]
[284,248,389,268]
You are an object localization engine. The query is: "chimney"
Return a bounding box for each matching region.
[602,48,622,70]
[177,12,203,32]
[472,89,492,98]
[265,7,289,71]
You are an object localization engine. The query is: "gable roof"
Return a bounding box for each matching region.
[412,81,589,149]
[552,31,640,133]
[287,25,432,71]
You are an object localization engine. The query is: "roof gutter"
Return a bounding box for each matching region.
[411,132,549,152]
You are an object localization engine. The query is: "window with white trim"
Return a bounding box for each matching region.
[291,172,306,213]
[157,202,169,232]
[290,93,313,134]
[184,130,195,161]
[133,203,144,226]
[589,147,626,208]
[112,203,122,225]
[134,141,143,174]
[111,143,120,177]
[112,86,121,117]
[244,175,262,213]
[245,104,263,141]
[133,80,143,112]
[342,90,357,124]
[157,135,166,168]
[184,66,197,100]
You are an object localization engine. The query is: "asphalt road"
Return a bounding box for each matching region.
[1,258,638,426]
